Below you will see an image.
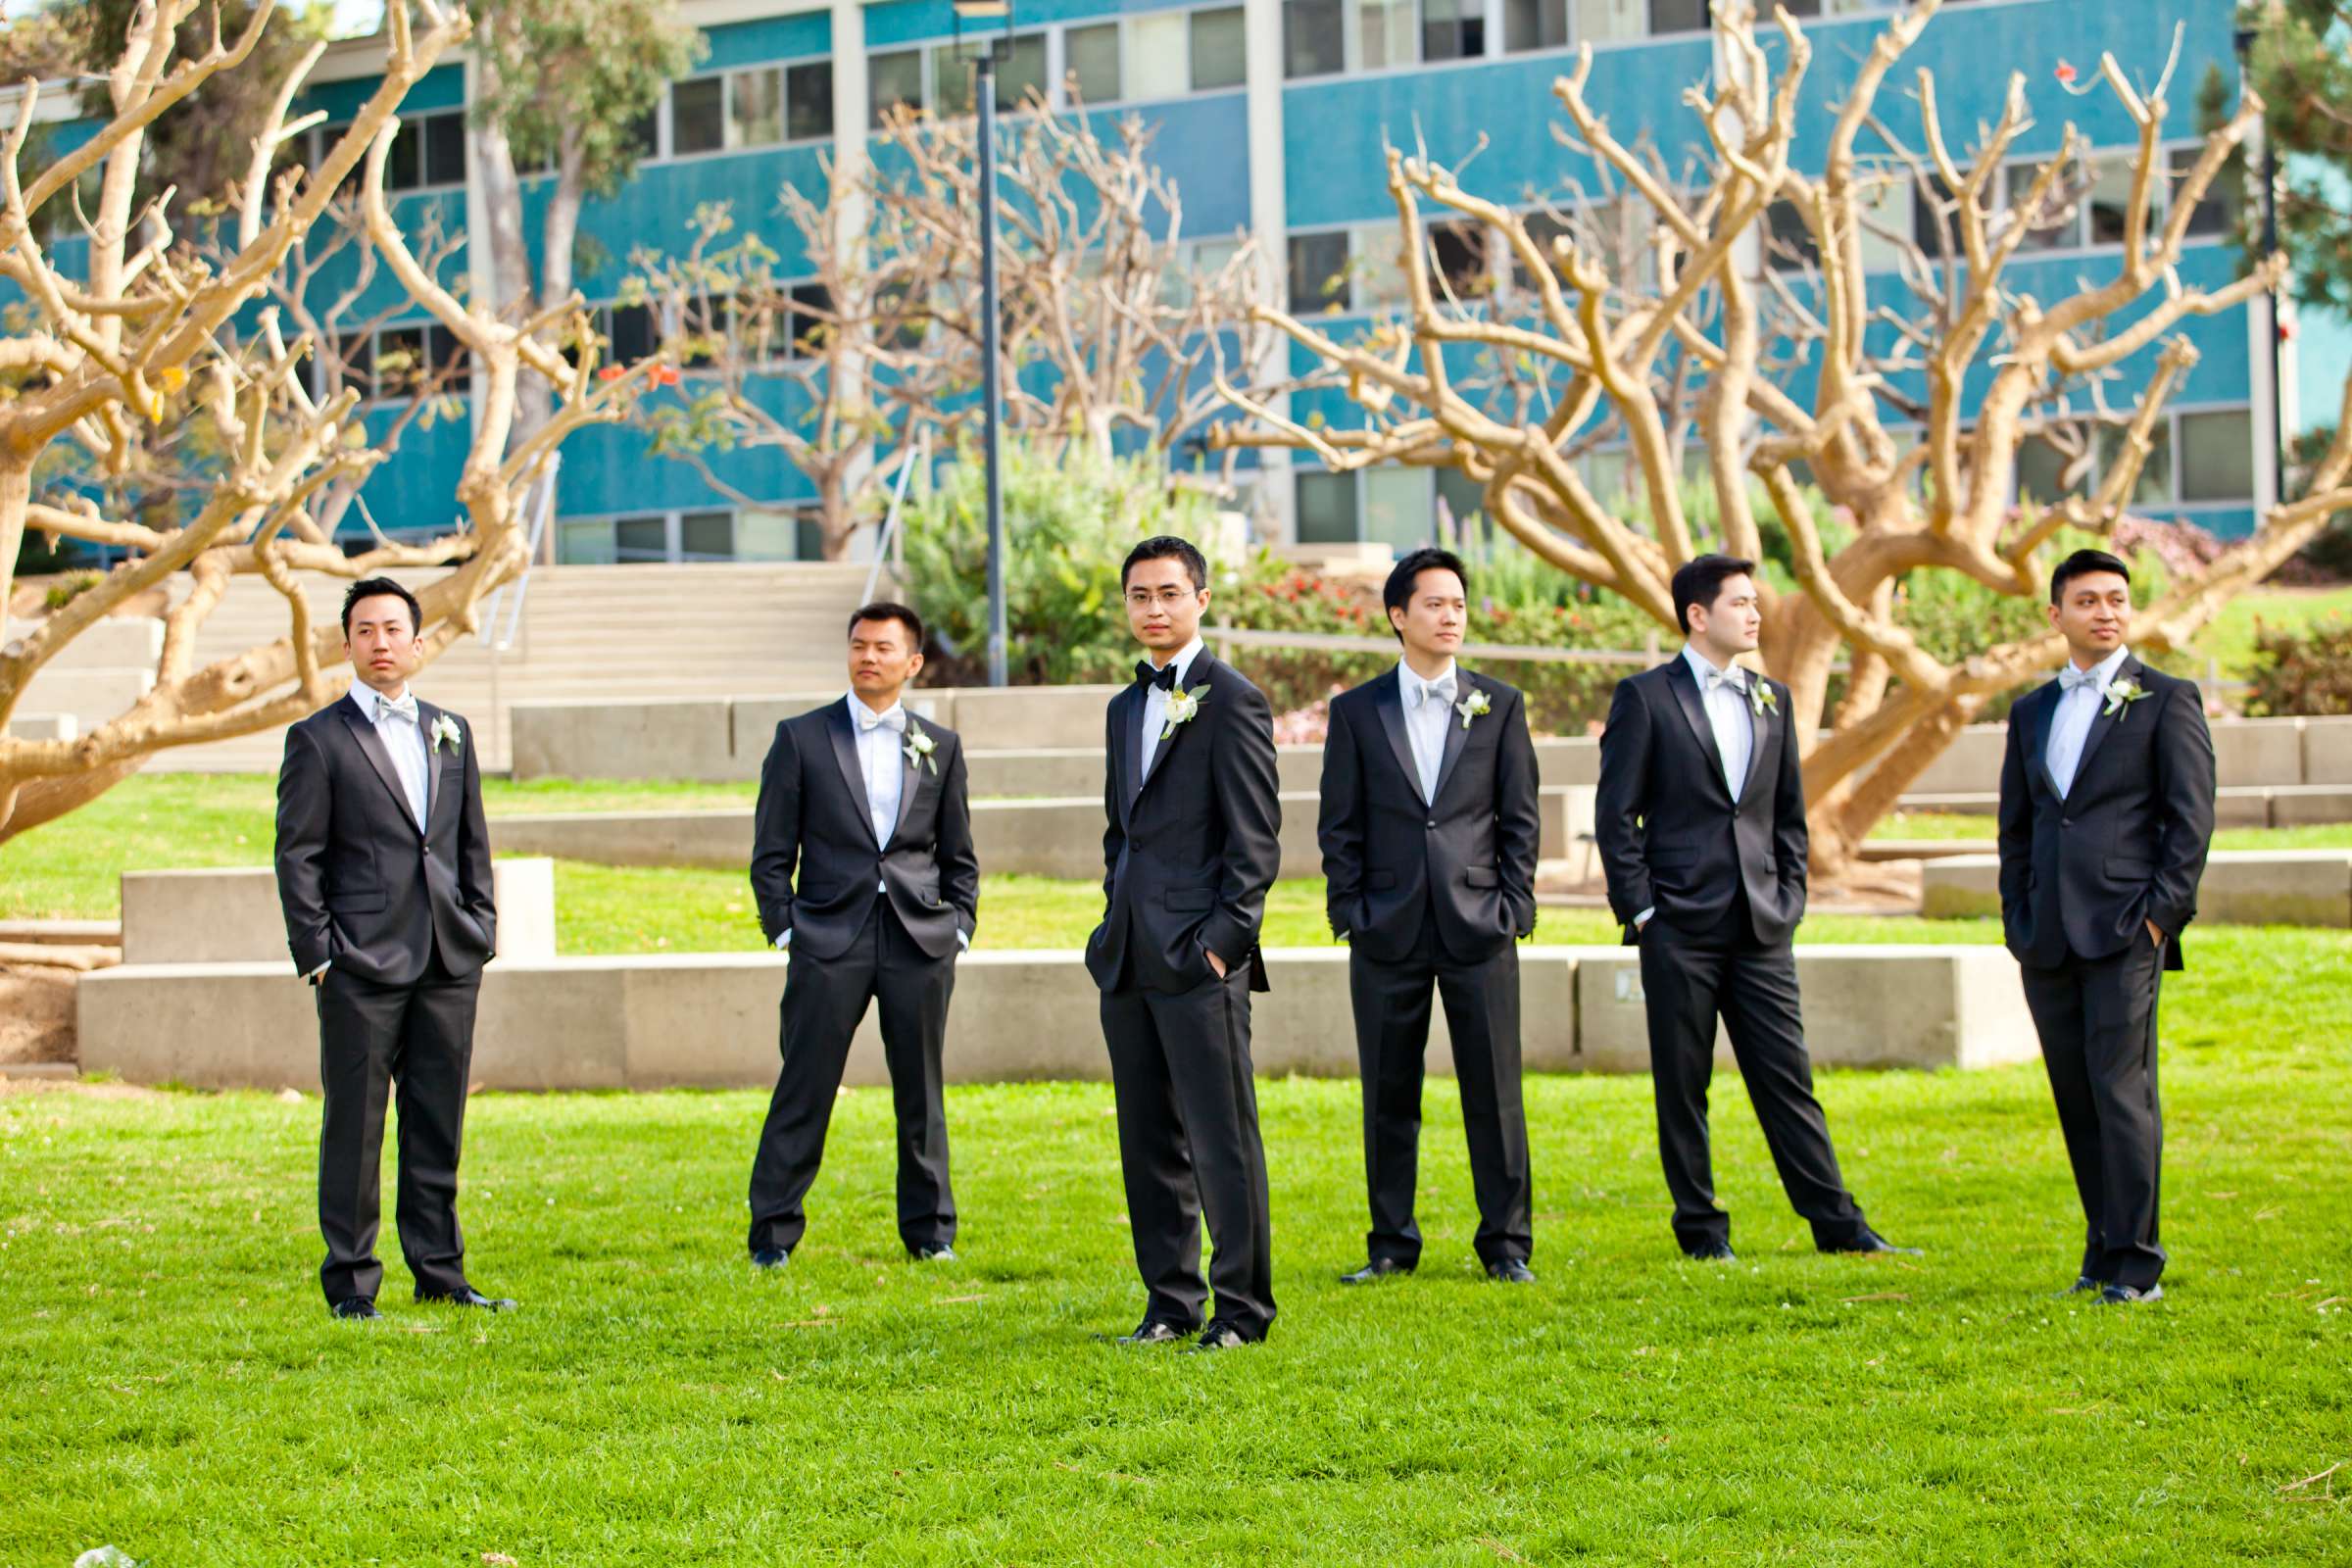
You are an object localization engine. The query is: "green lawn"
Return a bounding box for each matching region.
[2187,584,2352,681]
[4,921,2348,1564]
[1867,811,2352,852]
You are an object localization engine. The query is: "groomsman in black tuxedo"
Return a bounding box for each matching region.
[1086,535,1283,1350]
[275,577,510,1320]
[1319,548,1542,1286]
[1595,554,1915,1263]
[747,602,979,1269]
[1998,549,2214,1306]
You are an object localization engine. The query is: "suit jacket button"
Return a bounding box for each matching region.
[2061,818,2072,829]
[1425,818,1436,829]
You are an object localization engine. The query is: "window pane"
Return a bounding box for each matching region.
[2097,419,2173,507]
[870,49,923,127]
[1069,22,1123,101]
[932,45,975,118]
[2179,409,2255,503]
[680,511,734,561]
[1362,466,1432,553]
[376,325,425,395]
[623,107,658,161]
[1128,14,1191,99]
[1296,470,1358,543]
[1428,220,1491,298]
[1855,174,1909,272]
[428,324,470,394]
[673,76,725,155]
[1284,0,1344,78]
[2084,156,2144,247]
[387,120,420,190]
[1421,0,1483,62]
[1649,0,1707,32]
[786,60,833,139]
[2016,433,2081,505]
[614,515,669,562]
[423,112,466,186]
[734,509,804,562]
[788,281,833,357]
[2170,145,2239,239]
[1572,0,1642,42]
[1288,231,1350,312]
[1510,209,1569,292]
[1358,0,1414,69]
[1504,0,1566,52]
[1434,466,1487,543]
[731,67,784,147]
[2008,161,2075,251]
[1000,34,1049,109]
[1765,198,1817,271]
[1913,172,1956,257]
[609,302,657,365]
[1190,8,1247,90]
[556,518,616,565]
[1351,220,1408,310]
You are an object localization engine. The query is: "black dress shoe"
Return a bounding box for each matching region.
[2099,1283,2164,1305]
[909,1244,958,1262]
[750,1248,790,1270]
[1183,1320,1259,1352]
[1485,1258,1537,1284]
[418,1286,516,1310]
[1683,1242,1738,1263]
[2061,1275,2105,1297]
[1114,1318,1193,1346]
[1339,1257,1413,1285]
[1823,1230,1924,1257]
[329,1298,380,1321]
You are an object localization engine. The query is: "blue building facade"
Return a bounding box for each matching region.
[13,0,2297,562]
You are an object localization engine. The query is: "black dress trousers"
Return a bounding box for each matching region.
[748,896,957,1256]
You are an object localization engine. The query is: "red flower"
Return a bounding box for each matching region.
[597,366,624,381]
[649,365,682,388]
[2054,61,2077,84]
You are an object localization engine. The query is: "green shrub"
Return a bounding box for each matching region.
[42,569,101,611]
[2243,615,2352,716]
[898,439,1230,686]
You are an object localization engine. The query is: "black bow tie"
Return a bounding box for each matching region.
[1136,661,1179,692]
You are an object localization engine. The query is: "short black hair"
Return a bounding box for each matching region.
[847,600,925,648]
[1383,547,1470,643]
[1670,553,1756,636]
[1120,535,1208,593]
[341,576,420,637]
[2049,548,2132,605]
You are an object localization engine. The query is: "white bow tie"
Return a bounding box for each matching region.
[1416,677,1456,710]
[1701,667,1744,697]
[376,693,418,725]
[858,707,906,735]
[2058,665,2103,693]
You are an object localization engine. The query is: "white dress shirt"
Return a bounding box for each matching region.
[776,694,965,952]
[354,681,430,829]
[1139,636,1206,781]
[1635,647,1756,931]
[2045,644,2132,799]
[1397,658,1459,805]
[1682,643,1754,801]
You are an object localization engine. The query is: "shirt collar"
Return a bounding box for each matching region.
[354,683,413,722]
[2065,645,2132,691]
[1149,636,1205,692]
[849,692,906,729]
[1681,643,1742,690]
[1397,659,1459,704]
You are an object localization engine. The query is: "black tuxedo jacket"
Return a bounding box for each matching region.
[1317,665,1541,963]
[275,689,496,986]
[1086,650,1283,995]
[1996,657,2214,973]
[751,698,980,962]
[1594,657,1806,946]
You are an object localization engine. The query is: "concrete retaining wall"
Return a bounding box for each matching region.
[120,859,560,965]
[1899,784,2352,827]
[488,788,1594,879]
[1919,850,2352,927]
[76,943,2037,1091]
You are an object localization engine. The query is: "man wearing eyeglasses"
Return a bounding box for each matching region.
[1085,535,1283,1352]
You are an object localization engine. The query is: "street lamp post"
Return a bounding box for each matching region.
[955,0,1011,688]
[2234,25,2286,502]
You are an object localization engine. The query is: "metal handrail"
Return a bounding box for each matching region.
[1207,623,1854,674]
[861,431,928,606]
[478,453,561,653]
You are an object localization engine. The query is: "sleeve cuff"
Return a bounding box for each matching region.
[1635,906,1654,929]
[305,959,331,980]
[956,929,970,951]
[773,929,791,951]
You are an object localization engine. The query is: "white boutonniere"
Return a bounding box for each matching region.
[1454,688,1492,731]
[1160,683,1207,740]
[2102,677,2152,720]
[430,713,462,754]
[1748,680,1779,720]
[903,720,938,775]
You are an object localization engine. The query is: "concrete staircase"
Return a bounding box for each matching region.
[9,562,880,772]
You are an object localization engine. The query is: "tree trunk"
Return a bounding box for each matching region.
[0,757,149,845]
[0,456,32,655]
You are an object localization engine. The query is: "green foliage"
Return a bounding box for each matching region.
[469,0,706,202]
[897,439,1227,686]
[41,569,101,611]
[2242,614,2352,715]
[2238,2,2352,316]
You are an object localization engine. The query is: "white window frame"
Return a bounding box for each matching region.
[659,52,834,164]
